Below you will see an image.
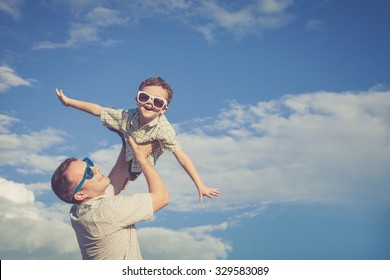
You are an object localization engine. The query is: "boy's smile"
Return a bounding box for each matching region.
[137,85,169,127]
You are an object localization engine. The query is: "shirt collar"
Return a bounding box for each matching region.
[130,108,162,129]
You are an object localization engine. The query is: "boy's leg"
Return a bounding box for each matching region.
[107,127,135,184]
[107,126,142,182]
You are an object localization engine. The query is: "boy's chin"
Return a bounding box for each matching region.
[140,107,162,116]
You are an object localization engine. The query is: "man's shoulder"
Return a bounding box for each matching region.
[98,193,153,212]
[73,190,151,210]
[98,189,152,203]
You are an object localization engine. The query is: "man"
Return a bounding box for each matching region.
[51,135,169,260]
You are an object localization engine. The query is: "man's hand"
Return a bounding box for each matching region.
[55,88,71,106]
[128,135,158,161]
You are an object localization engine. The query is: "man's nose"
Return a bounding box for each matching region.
[92,165,100,173]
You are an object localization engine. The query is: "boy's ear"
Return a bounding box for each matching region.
[160,107,168,115]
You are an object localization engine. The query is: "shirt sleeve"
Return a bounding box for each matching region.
[158,122,182,152]
[101,107,130,133]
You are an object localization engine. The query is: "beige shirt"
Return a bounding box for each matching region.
[101,107,181,173]
[70,185,153,260]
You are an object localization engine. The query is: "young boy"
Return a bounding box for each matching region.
[55,77,219,203]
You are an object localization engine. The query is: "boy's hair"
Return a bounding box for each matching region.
[51,158,78,204]
[139,77,173,104]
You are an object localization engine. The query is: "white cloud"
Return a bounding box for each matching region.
[0,177,34,204]
[138,223,232,259]
[369,83,390,92]
[0,114,19,133]
[0,120,68,174]
[0,66,34,93]
[185,0,295,41]
[257,0,294,14]
[0,0,24,20]
[306,19,324,31]
[34,0,296,48]
[0,177,80,259]
[34,6,129,50]
[85,6,128,27]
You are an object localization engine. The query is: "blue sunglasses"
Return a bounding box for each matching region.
[73,157,94,195]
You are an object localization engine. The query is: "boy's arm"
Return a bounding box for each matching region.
[55,88,102,116]
[173,149,220,203]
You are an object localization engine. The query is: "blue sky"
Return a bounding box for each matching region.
[0,0,390,260]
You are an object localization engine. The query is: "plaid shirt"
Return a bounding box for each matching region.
[101,107,181,173]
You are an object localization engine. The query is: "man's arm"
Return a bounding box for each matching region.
[128,136,170,212]
[108,143,130,195]
[55,88,102,116]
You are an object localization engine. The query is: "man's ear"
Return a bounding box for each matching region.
[74,192,88,202]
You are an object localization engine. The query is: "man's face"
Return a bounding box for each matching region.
[65,159,110,199]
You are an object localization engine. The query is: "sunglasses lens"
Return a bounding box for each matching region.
[153,98,165,109]
[138,92,150,103]
[86,166,94,179]
[84,157,94,166]
[83,157,94,179]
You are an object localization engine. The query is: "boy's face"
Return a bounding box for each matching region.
[136,85,169,122]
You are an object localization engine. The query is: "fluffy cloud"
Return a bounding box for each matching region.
[306,19,324,31]
[0,117,67,174]
[0,177,80,259]
[0,66,34,93]
[33,6,129,50]
[139,223,232,260]
[33,0,296,48]
[155,0,294,41]
[0,0,24,20]
[0,177,34,204]
[258,0,294,14]
[0,114,19,133]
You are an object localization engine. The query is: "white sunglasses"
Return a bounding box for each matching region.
[136,91,168,110]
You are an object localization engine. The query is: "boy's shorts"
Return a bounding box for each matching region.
[128,160,141,181]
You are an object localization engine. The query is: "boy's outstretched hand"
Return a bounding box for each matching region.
[55,88,70,106]
[198,186,220,204]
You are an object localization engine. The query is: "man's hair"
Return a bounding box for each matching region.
[51,158,77,204]
[139,77,173,104]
